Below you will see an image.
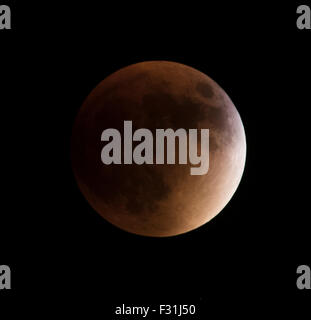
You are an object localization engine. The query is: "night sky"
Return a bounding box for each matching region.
[1,1,310,317]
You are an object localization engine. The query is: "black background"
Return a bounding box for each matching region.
[1,0,310,317]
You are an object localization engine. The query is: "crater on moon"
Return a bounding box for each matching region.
[196,81,214,98]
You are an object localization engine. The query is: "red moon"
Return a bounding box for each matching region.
[71,61,246,237]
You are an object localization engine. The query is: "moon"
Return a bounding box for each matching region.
[71,61,246,237]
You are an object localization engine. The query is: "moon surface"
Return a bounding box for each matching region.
[71,61,246,237]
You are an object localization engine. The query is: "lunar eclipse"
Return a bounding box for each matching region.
[71,61,246,237]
